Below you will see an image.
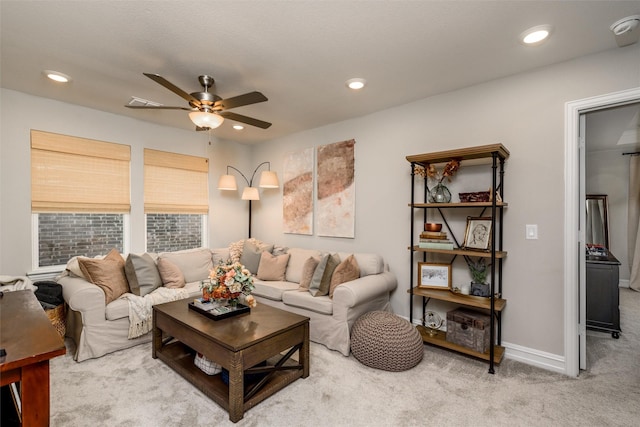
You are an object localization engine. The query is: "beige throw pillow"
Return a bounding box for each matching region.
[318,253,341,296]
[157,257,186,289]
[298,256,320,291]
[329,254,360,298]
[256,251,290,281]
[78,248,129,304]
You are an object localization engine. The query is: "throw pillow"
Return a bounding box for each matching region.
[125,253,162,296]
[298,256,320,291]
[78,248,129,304]
[256,251,291,281]
[317,253,341,297]
[308,254,329,297]
[329,254,360,298]
[156,257,186,289]
[239,240,274,275]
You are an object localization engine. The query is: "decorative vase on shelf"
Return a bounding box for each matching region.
[429,183,452,203]
[228,298,239,309]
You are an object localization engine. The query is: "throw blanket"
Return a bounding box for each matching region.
[120,287,189,339]
[0,275,36,292]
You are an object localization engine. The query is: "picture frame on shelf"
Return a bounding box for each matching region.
[417,262,451,290]
[463,216,492,251]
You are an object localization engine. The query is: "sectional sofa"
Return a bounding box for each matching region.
[58,241,397,361]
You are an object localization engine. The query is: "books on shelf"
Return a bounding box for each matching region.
[418,239,454,250]
[420,231,448,240]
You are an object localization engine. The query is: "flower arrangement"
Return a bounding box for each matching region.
[201,261,257,308]
[415,159,461,185]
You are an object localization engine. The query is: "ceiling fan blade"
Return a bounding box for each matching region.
[214,91,268,110]
[218,111,272,129]
[143,73,202,107]
[125,105,192,110]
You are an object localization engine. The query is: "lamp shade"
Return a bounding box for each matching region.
[241,187,260,200]
[259,170,279,188]
[218,174,237,191]
[188,111,224,129]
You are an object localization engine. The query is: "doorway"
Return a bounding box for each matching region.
[564,87,640,377]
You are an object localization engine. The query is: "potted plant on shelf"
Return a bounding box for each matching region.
[468,258,491,297]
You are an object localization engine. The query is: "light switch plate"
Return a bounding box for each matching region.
[526,224,538,239]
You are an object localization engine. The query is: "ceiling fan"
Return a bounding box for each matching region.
[125,73,272,130]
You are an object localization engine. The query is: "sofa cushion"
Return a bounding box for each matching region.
[78,248,129,304]
[256,251,290,281]
[211,248,230,266]
[158,248,213,283]
[330,254,360,298]
[157,257,186,289]
[338,252,384,276]
[125,253,162,296]
[308,254,329,297]
[240,240,274,275]
[252,279,299,301]
[285,248,322,284]
[282,290,333,315]
[229,238,273,263]
[317,253,340,297]
[298,256,320,291]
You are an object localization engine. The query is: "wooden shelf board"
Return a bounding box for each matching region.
[408,287,506,311]
[410,246,507,258]
[410,201,508,208]
[406,143,509,165]
[416,327,504,364]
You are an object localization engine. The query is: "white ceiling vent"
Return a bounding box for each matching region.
[128,96,162,107]
[610,15,640,47]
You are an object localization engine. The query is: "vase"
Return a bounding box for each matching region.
[429,183,451,203]
[228,298,238,308]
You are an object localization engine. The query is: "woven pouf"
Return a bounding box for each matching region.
[350,311,423,371]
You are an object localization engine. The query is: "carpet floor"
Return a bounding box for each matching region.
[48,289,640,427]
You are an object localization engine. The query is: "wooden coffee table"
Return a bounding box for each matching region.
[152,299,309,423]
[0,290,66,426]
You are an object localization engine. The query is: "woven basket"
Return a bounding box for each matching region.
[45,304,66,338]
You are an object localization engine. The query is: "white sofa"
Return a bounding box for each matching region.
[58,244,397,361]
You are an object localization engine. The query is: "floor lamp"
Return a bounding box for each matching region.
[218,161,279,238]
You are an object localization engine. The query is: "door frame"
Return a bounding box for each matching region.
[564,86,640,377]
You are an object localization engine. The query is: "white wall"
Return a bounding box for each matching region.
[251,45,640,361]
[586,149,631,282]
[0,89,250,275]
[2,45,639,367]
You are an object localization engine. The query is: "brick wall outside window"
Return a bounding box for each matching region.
[146,214,202,253]
[38,213,124,266]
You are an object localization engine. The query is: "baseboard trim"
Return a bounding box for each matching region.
[502,341,565,374]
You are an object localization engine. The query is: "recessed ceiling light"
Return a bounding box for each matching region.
[520,25,552,46]
[232,124,244,130]
[44,70,72,83]
[346,78,366,90]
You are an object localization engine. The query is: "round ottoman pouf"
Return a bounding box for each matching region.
[350,311,423,371]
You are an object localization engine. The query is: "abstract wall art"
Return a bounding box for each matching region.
[282,147,314,235]
[316,139,355,238]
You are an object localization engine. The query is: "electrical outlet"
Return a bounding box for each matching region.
[526,224,538,239]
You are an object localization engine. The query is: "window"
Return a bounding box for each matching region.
[31,130,130,268]
[144,149,209,252]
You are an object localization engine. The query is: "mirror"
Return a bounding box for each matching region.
[586,194,609,249]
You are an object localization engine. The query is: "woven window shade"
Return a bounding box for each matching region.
[31,130,131,213]
[144,149,209,214]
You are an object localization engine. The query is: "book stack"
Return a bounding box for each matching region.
[418,230,454,250]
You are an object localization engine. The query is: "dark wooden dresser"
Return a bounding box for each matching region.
[586,253,621,338]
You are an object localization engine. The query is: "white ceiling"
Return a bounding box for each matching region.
[2,1,639,145]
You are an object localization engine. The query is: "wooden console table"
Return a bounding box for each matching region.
[0,290,66,426]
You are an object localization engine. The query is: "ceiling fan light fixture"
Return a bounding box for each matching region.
[346,78,366,90]
[188,111,224,129]
[233,124,245,130]
[44,70,71,83]
[520,25,552,46]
